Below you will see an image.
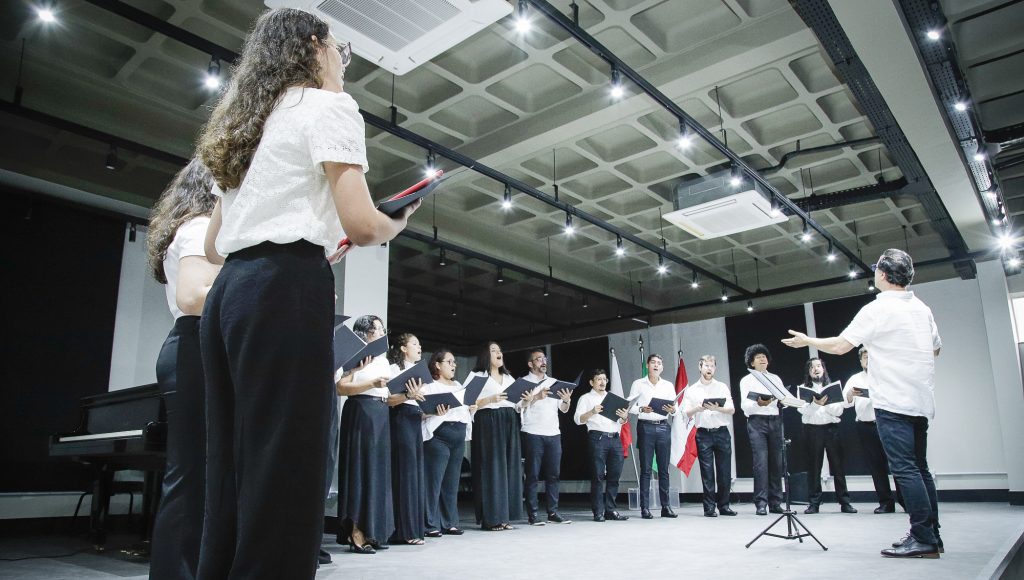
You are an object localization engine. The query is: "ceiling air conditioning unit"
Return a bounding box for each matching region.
[662,169,787,240]
[266,0,513,75]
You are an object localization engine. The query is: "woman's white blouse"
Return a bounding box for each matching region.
[213,87,369,256]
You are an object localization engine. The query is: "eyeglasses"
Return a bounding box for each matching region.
[442,360,457,365]
[531,356,547,363]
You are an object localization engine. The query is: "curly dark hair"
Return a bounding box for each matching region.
[352,315,382,342]
[471,341,508,375]
[196,8,331,191]
[387,333,417,369]
[584,368,608,385]
[875,248,915,287]
[146,159,216,284]
[428,348,453,380]
[744,343,771,368]
[802,357,831,388]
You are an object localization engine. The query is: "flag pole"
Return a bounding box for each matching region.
[629,337,643,483]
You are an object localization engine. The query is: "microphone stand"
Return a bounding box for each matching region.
[746,402,827,550]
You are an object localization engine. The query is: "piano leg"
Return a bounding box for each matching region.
[90,464,113,551]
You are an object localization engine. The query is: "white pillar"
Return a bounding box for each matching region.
[976,260,1024,504]
[333,243,390,325]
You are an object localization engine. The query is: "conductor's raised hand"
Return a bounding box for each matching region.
[781,329,810,349]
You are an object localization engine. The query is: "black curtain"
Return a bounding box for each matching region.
[0,193,124,491]
[550,337,609,481]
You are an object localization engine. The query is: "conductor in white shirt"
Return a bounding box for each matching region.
[783,248,942,559]
[630,354,678,519]
[682,355,737,517]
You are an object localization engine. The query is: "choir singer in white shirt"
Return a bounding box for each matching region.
[629,354,678,519]
[682,355,737,518]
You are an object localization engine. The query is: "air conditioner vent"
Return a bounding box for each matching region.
[267,0,512,75]
[663,170,787,240]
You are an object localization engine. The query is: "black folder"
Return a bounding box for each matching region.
[419,392,462,415]
[377,172,444,217]
[703,398,726,407]
[462,374,489,406]
[745,391,774,402]
[597,393,629,421]
[503,377,539,403]
[646,397,675,416]
[388,361,434,395]
[335,334,389,374]
[798,381,843,404]
[855,387,870,398]
[544,379,578,397]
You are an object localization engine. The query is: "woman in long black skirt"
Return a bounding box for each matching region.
[146,160,219,580]
[467,341,523,530]
[336,315,395,554]
[422,349,474,537]
[196,10,419,577]
[386,333,427,545]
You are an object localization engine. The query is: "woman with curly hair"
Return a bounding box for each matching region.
[195,8,419,578]
[146,159,218,580]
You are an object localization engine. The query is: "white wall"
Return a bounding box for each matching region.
[108,224,174,391]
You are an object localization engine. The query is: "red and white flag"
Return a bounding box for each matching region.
[609,350,632,457]
[670,355,699,476]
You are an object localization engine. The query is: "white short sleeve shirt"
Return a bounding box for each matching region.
[162,216,210,319]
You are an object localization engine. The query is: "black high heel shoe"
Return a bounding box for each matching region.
[348,538,376,554]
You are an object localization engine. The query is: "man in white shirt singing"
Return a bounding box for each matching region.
[520,349,572,525]
[797,358,855,514]
[843,347,900,514]
[682,355,736,517]
[739,344,785,516]
[574,369,630,522]
[629,354,678,519]
[783,248,942,559]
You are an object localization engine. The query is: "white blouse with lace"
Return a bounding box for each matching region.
[213,87,369,256]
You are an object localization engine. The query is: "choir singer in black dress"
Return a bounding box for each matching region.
[386,333,427,545]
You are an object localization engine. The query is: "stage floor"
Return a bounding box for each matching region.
[1,502,1021,579]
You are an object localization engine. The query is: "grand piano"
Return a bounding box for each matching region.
[49,383,167,551]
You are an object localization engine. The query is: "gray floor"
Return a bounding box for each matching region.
[2,502,1021,580]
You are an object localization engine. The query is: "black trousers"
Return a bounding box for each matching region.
[389,404,425,542]
[857,421,897,507]
[746,415,783,509]
[522,433,561,515]
[695,426,732,513]
[424,421,467,532]
[337,396,393,544]
[198,241,334,580]
[587,431,623,516]
[804,423,852,506]
[637,420,671,509]
[151,316,204,580]
[471,408,523,527]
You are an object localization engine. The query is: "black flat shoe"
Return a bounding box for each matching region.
[442,527,464,535]
[317,548,332,565]
[874,504,895,514]
[641,509,653,519]
[605,511,629,521]
[349,541,375,555]
[593,514,606,522]
[368,540,389,551]
[840,504,858,514]
[769,505,784,514]
[704,511,717,517]
[719,508,737,516]
[881,538,939,558]
[425,530,443,538]
[661,507,677,518]
[804,505,819,515]
[756,507,767,516]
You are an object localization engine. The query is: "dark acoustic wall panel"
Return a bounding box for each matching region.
[0,193,125,491]
[724,305,809,478]
[811,293,876,477]
[550,337,609,481]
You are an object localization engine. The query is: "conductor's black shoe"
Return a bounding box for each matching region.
[719,508,737,516]
[641,509,654,519]
[874,504,895,514]
[756,507,767,516]
[881,538,940,559]
[841,504,858,514]
[804,505,819,514]
[593,514,605,522]
[704,510,717,517]
[605,511,629,521]
[527,513,546,526]
[548,512,571,524]
[661,507,677,518]
[769,505,784,514]
[317,548,332,565]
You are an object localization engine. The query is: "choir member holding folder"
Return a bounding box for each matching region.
[574,369,629,522]
[629,354,679,519]
[386,334,428,545]
[797,358,856,514]
[146,159,219,580]
[336,315,394,554]
[468,342,524,530]
[422,349,475,537]
[195,9,419,577]
[843,347,900,513]
[739,344,785,516]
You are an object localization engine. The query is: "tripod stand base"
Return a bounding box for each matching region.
[745,510,828,551]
